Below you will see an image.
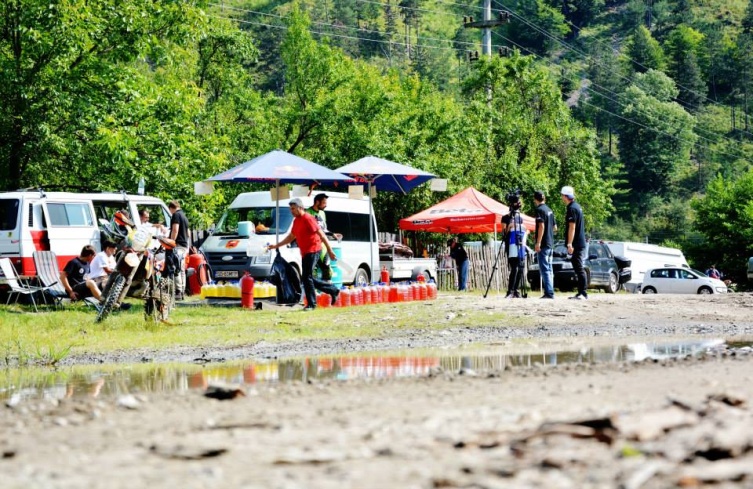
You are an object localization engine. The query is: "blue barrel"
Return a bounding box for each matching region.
[330,245,343,288]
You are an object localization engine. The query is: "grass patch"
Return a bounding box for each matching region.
[0,291,518,363]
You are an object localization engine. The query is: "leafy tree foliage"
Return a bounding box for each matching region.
[625,26,666,73]
[692,172,753,281]
[617,70,697,211]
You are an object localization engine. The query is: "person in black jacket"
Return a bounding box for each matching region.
[447,237,469,291]
[562,186,588,300]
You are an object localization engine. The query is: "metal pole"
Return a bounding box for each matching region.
[483,0,492,57]
[275,178,280,245]
[368,181,375,281]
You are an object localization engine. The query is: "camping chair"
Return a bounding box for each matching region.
[33,250,69,308]
[0,258,55,312]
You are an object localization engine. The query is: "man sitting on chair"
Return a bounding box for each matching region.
[60,245,102,302]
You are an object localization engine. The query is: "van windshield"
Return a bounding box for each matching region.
[0,199,20,231]
[214,206,293,236]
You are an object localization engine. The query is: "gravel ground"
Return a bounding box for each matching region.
[3,292,753,488]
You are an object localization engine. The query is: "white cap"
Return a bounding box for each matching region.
[288,198,304,208]
[560,186,575,198]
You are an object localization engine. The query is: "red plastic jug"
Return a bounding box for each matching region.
[388,284,399,303]
[317,292,332,308]
[419,283,428,301]
[427,281,437,300]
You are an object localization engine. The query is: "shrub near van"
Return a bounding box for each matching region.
[0,190,170,275]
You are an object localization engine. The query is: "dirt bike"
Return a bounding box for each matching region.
[96,213,177,323]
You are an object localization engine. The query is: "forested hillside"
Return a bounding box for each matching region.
[2,0,753,277]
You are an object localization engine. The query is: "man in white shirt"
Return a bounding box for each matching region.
[90,241,117,289]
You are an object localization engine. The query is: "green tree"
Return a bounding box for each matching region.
[692,172,753,281]
[502,0,569,56]
[462,54,613,227]
[617,70,697,210]
[624,25,666,74]
[664,25,707,112]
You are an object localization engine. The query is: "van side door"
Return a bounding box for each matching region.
[43,200,100,265]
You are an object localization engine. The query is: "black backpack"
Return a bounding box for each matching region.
[270,251,302,305]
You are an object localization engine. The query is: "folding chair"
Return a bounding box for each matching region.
[0,258,55,312]
[33,250,69,308]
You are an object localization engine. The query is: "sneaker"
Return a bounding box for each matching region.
[302,306,316,311]
[330,289,339,305]
[540,295,555,299]
[569,294,588,300]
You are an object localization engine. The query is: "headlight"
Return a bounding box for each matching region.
[254,255,271,264]
[560,262,573,270]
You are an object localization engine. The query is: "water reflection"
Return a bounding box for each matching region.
[1,338,747,402]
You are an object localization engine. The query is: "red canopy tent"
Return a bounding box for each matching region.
[399,187,535,234]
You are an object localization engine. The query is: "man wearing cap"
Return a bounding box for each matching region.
[268,198,339,310]
[561,186,588,300]
[533,191,556,299]
[447,237,469,291]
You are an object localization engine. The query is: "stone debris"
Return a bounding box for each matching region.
[203,383,246,400]
[448,393,753,487]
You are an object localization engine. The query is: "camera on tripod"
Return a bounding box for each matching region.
[505,189,524,211]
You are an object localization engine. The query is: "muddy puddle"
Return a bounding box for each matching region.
[2,338,751,402]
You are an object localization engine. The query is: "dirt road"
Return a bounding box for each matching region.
[3,293,753,488]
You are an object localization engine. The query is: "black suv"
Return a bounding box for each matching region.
[528,241,631,293]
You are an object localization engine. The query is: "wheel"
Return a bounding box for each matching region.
[605,272,619,294]
[353,267,370,287]
[96,274,126,323]
[698,286,713,295]
[410,268,431,283]
[642,286,657,294]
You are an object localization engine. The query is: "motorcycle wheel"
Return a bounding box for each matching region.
[96,273,126,323]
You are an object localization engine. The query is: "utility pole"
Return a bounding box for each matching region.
[463,0,510,58]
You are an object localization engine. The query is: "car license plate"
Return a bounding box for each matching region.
[215,270,239,278]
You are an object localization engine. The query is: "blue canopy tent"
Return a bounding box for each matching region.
[207,150,353,243]
[335,156,436,275]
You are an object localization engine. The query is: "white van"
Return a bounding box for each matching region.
[200,191,379,285]
[0,190,170,276]
[604,241,689,292]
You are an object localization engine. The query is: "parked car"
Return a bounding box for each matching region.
[528,241,631,293]
[640,267,728,294]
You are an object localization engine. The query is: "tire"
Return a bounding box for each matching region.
[96,273,126,323]
[605,272,620,294]
[698,286,713,295]
[353,267,370,287]
[642,286,657,294]
[410,268,431,283]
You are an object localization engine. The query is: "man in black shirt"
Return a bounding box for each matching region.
[447,237,469,291]
[60,245,102,302]
[169,200,190,300]
[534,191,556,299]
[561,186,588,300]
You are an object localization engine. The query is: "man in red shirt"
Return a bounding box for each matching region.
[268,198,339,310]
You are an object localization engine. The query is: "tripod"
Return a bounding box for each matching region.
[483,210,529,298]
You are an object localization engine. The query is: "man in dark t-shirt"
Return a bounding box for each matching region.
[534,191,557,299]
[447,237,469,291]
[169,200,190,300]
[562,186,588,300]
[60,245,102,302]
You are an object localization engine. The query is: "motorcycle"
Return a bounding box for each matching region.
[96,212,177,323]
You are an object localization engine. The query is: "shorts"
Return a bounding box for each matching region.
[72,281,93,299]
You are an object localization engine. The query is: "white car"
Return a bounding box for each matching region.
[641,267,728,294]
